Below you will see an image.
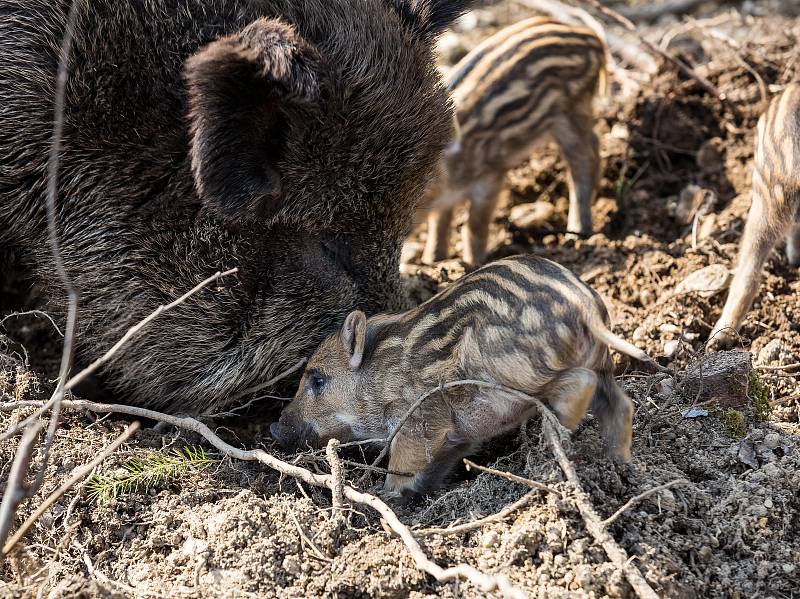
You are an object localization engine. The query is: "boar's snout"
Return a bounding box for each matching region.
[270,413,318,450]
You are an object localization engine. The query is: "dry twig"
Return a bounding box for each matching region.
[602,479,691,528]
[25,0,82,510]
[619,0,711,22]
[0,311,64,337]
[362,378,567,485]
[756,362,800,372]
[230,358,307,403]
[2,422,141,555]
[463,459,560,496]
[0,268,239,443]
[326,439,345,514]
[578,0,725,100]
[540,417,660,599]
[285,502,332,563]
[414,490,540,538]
[0,423,43,550]
[7,397,526,599]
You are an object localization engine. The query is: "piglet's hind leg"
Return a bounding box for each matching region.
[592,372,633,462]
[786,220,800,267]
[546,367,597,431]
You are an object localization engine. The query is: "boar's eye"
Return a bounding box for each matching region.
[307,371,327,394]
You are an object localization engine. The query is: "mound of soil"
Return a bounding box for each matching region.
[2,3,799,598]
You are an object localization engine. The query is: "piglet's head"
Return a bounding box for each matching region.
[270,311,368,451]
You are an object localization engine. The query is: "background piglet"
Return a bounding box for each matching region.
[417,17,607,265]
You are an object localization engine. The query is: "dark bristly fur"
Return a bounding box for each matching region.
[708,83,800,349]
[273,254,652,496]
[0,0,476,413]
[417,17,607,265]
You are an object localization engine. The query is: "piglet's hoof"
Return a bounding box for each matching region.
[706,325,740,351]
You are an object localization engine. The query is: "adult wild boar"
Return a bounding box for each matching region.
[0,0,472,412]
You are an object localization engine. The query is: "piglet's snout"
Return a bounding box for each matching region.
[269,421,296,449]
[270,413,318,450]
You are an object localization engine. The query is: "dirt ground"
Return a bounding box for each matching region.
[2,2,800,598]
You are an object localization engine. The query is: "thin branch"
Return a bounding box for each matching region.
[326,439,344,514]
[463,459,560,496]
[0,311,64,337]
[769,394,799,406]
[10,397,526,599]
[82,553,152,596]
[2,422,141,555]
[619,0,711,22]
[209,357,307,417]
[0,422,43,550]
[64,267,239,394]
[756,362,800,372]
[31,0,82,505]
[414,491,539,538]
[577,0,725,100]
[540,417,660,599]
[361,378,567,485]
[338,460,413,477]
[0,268,239,442]
[602,479,690,528]
[286,502,332,563]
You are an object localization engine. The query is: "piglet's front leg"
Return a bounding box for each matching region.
[384,429,470,497]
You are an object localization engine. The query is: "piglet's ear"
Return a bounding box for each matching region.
[391,0,477,39]
[185,18,319,224]
[340,311,367,370]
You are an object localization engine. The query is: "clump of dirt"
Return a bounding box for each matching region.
[2,3,800,599]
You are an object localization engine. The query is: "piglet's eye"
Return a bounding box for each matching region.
[308,374,326,394]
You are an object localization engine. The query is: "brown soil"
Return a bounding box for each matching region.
[2,3,799,599]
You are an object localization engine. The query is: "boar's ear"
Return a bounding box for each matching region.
[184,18,319,223]
[391,0,476,38]
[340,311,367,370]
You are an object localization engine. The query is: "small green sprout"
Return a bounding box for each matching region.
[86,446,214,504]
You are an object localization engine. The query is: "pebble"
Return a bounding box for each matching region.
[698,545,713,562]
[639,288,655,306]
[657,377,675,398]
[674,264,731,298]
[664,339,681,357]
[509,201,554,229]
[761,462,781,477]
[763,433,781,450]
[632,326,647,341]
[282,555,301,576]
[481,530,499,548]
[757,339,784,365]
[659,323,681,335]
[610,123,629,140]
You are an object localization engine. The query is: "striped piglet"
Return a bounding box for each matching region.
[708,83,800,349]
[419,17,607,265]
[271,254,653,496]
